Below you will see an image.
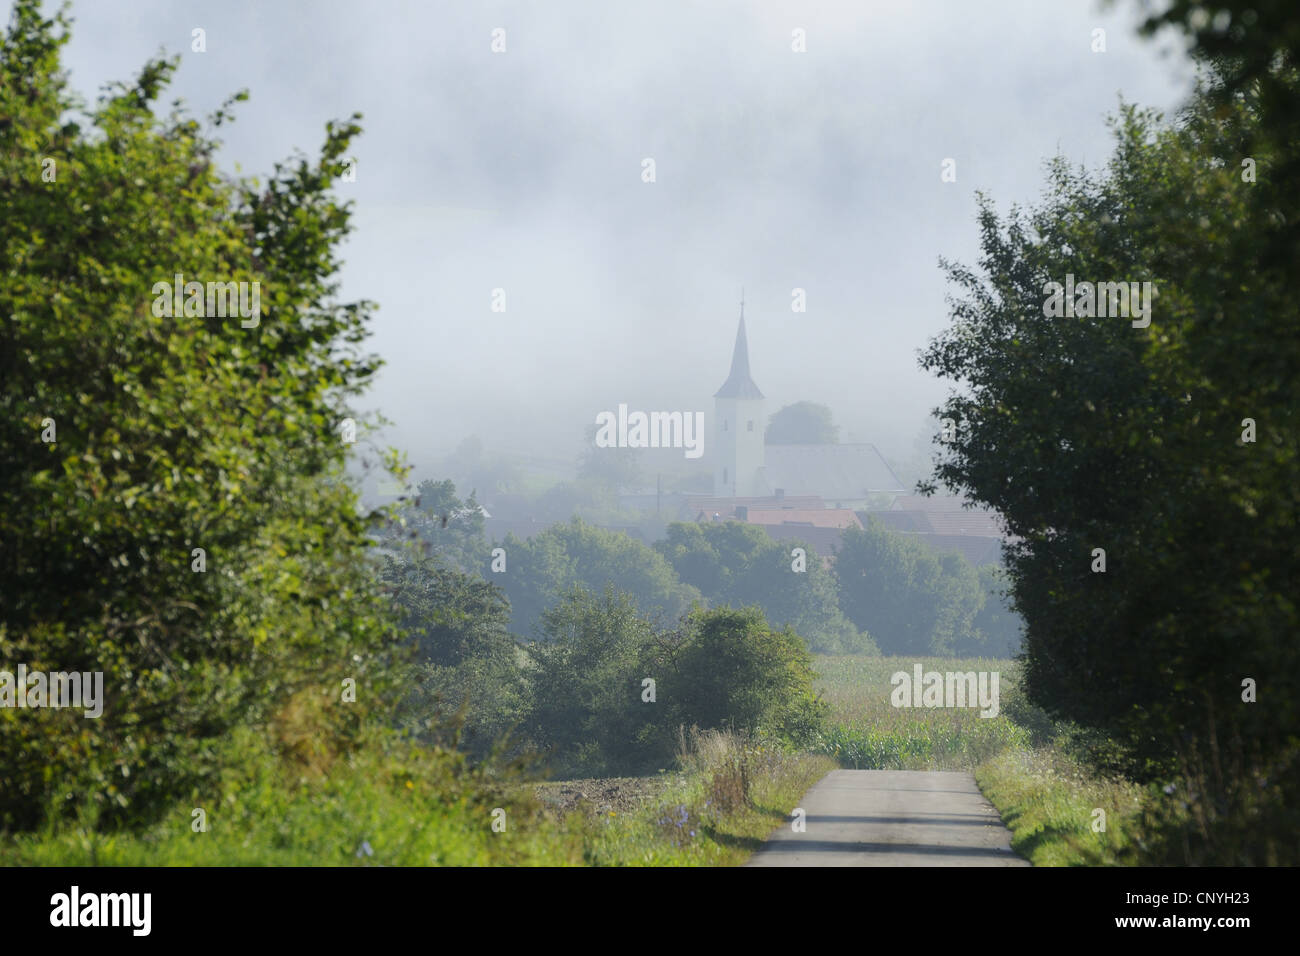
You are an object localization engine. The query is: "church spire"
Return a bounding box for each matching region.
[714,297,764,400]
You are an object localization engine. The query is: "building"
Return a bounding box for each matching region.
[711,305,905,505]
[712,309,768,497]
[858,495,1014,566]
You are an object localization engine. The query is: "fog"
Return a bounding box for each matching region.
[52,0,1195,479]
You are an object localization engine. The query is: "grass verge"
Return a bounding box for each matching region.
[563,729,835,866]
[975,745,1146,866]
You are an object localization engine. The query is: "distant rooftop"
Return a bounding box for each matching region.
[746,508,862,530]
[761,444,905,499]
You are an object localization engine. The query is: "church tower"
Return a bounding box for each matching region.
[714,299,766,497]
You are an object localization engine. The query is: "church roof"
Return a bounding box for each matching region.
[714,315,764,399]
[761,443,905,499]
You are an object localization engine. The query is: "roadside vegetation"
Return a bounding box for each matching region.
[5,0,1296,868]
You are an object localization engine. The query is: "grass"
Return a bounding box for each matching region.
[558,730,836,866]
[0,729,586,866]
[975,746,1145,866]
[810,655,1029,770]
[0,727,830,867]
[808,653,1157,865]
[2,653,1151,867]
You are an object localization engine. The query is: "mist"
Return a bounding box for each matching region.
[54,0,1195,476]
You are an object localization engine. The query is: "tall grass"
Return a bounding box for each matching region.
[810,655,1028,770]
[578,729,835,866]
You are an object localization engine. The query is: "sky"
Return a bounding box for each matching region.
[37,0,1198,479]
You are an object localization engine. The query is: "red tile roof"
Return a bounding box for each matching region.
[746,509,862,529]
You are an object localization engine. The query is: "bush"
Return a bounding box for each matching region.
[664,607,827,748]
[0,3,402,829]
[524,592,827,776]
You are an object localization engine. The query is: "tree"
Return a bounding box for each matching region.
[972,565,1023,657]
[920,60,1300,861]
[655,521,868,653]
[491,519,700,637]
[835,520,984,655]
[665,607,826,745]
[381,552,524,759]
[0,2,401,828]
[374,479,487,574]
[932,551,986,656]
[765,401,839,444]
[524,587,666,774]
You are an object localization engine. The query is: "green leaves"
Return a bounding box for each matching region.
[920,52,1300,861]
[0,3,397,828]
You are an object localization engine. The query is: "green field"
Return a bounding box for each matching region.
[810,655,1030,770]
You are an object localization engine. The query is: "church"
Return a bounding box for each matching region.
[711,308,905,509]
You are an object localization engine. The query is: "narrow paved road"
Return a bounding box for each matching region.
[746,769,1029,866]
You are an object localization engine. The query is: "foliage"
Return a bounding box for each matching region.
[920,54,1300,860]
[0,725,585,865]
[973,564,1024,657]
[835,520,986,654]
[0,1,403,829]
[526,592,826,776]
[491,518,699,638]
[524,587,668,775]
[375,479,487,575]
[379,552,525,759]
[765,401,839,444]
[655,520,868,653]
[663,607,827,747]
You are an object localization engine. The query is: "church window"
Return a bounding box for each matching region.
[747,420,754,431]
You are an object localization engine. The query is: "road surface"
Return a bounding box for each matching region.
[746,769,1029,866]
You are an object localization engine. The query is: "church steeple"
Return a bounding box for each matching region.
[714,298,764,400]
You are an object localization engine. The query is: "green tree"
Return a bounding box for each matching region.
[525,587,666,774]
[835,521,933,654]
[765,401,839,444]
[665,607,826,745]
[972,564,1023,657]
[376,478,487,574]
[0,2,401,828]
[655,521,868,653]
[491,519,700,638]
[932,551,986,656]
[920,61,1300,861]
[381,552,524,759]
